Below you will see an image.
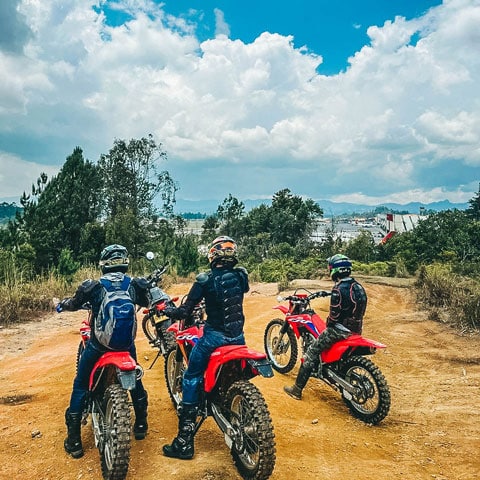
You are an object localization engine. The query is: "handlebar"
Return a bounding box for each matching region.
[278,290,331,303]
[146,265,168,284]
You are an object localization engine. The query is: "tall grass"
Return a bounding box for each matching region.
[0,270,69,326]
[415,263,480,332]
[0,261,178,327]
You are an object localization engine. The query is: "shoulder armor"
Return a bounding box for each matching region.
[235,266,248,275]
[196,271,210,284]
[81,278,99,293]
[133,276,149,289]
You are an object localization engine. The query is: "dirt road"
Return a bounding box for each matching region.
[1,280,479,480]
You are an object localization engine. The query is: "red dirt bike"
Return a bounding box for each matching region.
[264,288,391,425]
[140,254,178,359]
[140,252,206,368]
[63,304,144,480]
[164,317,277,480]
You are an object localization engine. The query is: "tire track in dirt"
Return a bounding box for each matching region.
[1,280,480,480]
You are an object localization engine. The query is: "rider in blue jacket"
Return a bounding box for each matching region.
[284,254,367,400]
[162,236,249,460]
[57,245,150,458]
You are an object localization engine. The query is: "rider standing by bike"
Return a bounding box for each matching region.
[57,244,151,458]
[162,236,249,460]
[284,254,367,400]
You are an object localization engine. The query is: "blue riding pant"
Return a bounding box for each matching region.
[182,325,245,405]
[69,340,146,414]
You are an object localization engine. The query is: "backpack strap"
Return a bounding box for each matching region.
[99,276,131,292]
[120,276,131,291]
[100,278,112,291]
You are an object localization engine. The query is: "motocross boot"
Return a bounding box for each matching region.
[64,408,84,458]
[133,393,148,440]
[284,363,312,400]
[162,404,197,460]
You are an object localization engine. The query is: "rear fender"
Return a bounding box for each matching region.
[89,351,136,390]
[322,334,387,363]
[204,345,271,392]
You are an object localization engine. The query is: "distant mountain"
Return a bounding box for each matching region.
[0,202,22,225]
[316,199,469,216]
[173,198,469,216]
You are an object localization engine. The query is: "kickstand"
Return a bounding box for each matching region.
[148,349,162,369]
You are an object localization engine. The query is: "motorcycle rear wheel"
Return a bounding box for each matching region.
[225,380,276,480]
[340,355,391,425]
[99,384,131,480]
[263,319,298,373]
[164,346,186,409]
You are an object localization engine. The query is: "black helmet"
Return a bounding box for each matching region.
[327,254,352,281]
[99,244,129,274]
[207,236,238,266]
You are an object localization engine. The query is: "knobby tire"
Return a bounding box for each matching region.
[100,384,131,480]
[263,319,298,374]
[225,380,276,480]
[340,355,391,425]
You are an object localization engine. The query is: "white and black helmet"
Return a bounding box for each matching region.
[99,244,129,274]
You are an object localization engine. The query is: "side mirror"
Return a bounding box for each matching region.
[146,251,155,261]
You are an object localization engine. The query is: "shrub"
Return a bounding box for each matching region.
[415,263,480,332]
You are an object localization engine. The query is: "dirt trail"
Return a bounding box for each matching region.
[1,280,480,480]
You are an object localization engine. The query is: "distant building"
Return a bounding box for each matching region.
[377,213,428,243]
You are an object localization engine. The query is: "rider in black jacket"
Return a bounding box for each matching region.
[162,236,249,460]
[284,254,367,400]
[57,245,150,458]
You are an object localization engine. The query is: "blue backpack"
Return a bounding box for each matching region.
[95,275,136,350]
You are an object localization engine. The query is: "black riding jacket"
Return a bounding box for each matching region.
[59,272,150,347]
[168,265,249,338]
[327,276,367,334]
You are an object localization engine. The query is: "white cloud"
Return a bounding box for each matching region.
[214,8,230,37]
[0,0,479,206]
[0,151,59,198]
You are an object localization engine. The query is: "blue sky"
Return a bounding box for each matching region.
[1,0,479,210]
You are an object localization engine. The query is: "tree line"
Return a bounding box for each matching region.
[1,136,480,281]
[0,136,479,328]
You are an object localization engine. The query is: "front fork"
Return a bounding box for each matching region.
[272,321,291,355]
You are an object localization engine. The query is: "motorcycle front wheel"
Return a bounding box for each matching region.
[142,313,175,353]
[164,346,186,409]
[340,355,391,425]
[75,341,85,374]
[99,384,131,480]
[141,313,157,343]
[263,319,298,373]
[225,380,276,480]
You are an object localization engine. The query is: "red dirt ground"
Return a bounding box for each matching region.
[1,279,479,480]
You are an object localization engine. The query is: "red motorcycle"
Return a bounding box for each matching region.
[264,289,391,425]
[140,254,178,357]
[140,252,206,368]
[70,305,144,480]
[164,317,277,480]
